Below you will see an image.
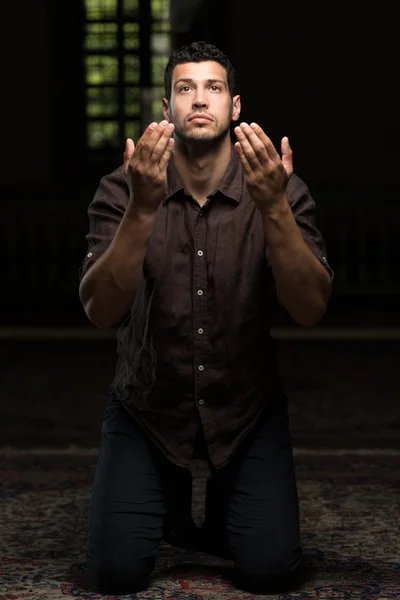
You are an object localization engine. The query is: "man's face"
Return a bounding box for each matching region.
[163,61,240,144]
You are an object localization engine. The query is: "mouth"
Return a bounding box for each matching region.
[188,114,213,123]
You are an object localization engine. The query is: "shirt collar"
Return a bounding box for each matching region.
[163,145,243,205]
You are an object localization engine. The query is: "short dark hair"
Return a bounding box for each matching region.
[164,41,236,100]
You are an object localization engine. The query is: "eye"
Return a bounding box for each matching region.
[210,85,221,91]
[179,85,191,92]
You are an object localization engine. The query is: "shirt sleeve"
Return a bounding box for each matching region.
[283,173,334,279]
[79,165,129,281]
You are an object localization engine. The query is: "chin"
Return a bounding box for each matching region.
[180,127,226,144]
[188,132,218,142]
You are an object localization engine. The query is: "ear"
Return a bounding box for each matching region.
[162,98,171,122]
[231,95,241,123]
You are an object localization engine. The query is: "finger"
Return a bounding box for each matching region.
[158,137,175,173]
[234,124,260,170]
[123,138,135,176]
[234,141,253,176]
[151,122,175,164]
[281,136,294,177]
[238,122,269,165]
[136,121,167,161]
[281,136,292,157]
[249,123,280,162]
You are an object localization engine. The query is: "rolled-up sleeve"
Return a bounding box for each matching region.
[285,174,334,279]
[80,166,129,280]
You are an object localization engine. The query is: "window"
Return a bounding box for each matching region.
[83,0,170,152]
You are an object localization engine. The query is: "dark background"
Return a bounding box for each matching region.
[0,0,399,329]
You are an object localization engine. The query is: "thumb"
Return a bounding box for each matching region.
[123,138,135,176]
[281,136,293,178]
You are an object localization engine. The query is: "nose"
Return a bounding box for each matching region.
[192,89,208,110]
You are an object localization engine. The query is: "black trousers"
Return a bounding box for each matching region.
[86,388,303,594]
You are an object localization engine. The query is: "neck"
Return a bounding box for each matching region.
[172,134,232,202]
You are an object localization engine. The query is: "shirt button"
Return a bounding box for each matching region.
[198,399,204,405]
[198,328,204,334]
[198,365,204,371]
[87,252,93,258]
[197,289,203,296]
[197,250,204,257]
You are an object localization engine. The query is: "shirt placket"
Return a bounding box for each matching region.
[192,207,210,417]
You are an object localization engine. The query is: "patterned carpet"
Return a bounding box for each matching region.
[1,452,399,600]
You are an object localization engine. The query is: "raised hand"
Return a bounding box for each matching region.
[124,120,175,214]
[234,122,293,214]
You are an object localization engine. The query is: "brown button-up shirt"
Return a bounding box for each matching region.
[80,148,333,469]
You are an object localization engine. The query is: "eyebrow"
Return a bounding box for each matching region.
[174,78,227,88]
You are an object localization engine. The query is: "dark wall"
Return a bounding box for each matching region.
[0,0,50,186]
[229,1,396,189]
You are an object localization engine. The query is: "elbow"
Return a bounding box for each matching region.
[88,315,114,330]
[83,299,115,329]
[79,284,113,330]
[286,295,330,328]
[294,308,325,328]
[278,270,332,328]
[296,275,332,327]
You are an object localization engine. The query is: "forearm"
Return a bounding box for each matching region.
[261,197,332,326]
[79,208,156,328]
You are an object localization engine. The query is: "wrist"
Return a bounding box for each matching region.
[126,204,158,223]
[258,194,289,219]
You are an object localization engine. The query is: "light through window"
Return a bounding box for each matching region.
[83,0,170,150]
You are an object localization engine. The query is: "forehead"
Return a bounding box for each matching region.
[172,61,228,84]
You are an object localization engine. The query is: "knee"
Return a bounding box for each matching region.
[87,554,155,595]
[232,542,303,592]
